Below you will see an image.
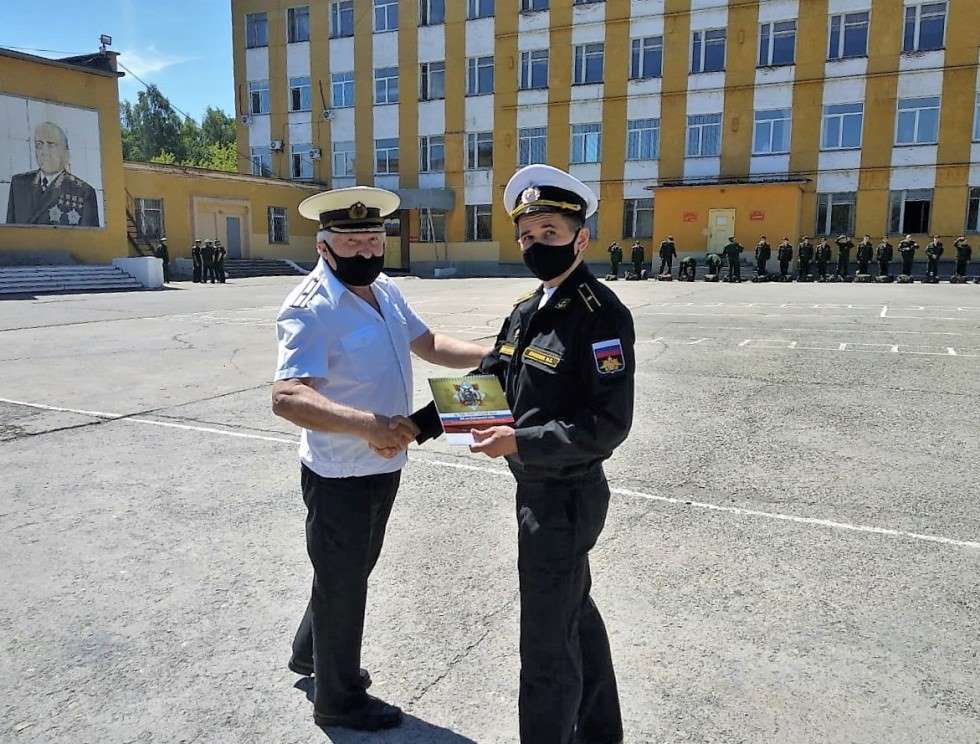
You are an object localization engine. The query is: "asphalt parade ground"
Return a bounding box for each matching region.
[1,275,979,744]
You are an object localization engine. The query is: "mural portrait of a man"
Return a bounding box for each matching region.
[5,121,100,227]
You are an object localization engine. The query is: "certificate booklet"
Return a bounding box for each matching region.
[427,375,515,445]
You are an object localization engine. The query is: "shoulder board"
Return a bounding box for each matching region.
[513,287,540,305]
[289,274,323,309]
[576,282,603,313]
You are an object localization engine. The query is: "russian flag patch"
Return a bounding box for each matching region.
[592,338,625,375]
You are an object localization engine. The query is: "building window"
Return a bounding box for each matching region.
[419,0,445,26]
[290,143,314,180]
[522,0,548,10]
[759,20,796,67]
[136,198,164,239]
[520,49,549,90]
[289,76,312,112]
[250,146,272,177]
[467,56,495,96]
[896,97,940,145]
[330,0,354,38]
[686,113,722,157]
[816,192,856,236]
[268,207,288,243]
[623,198,653,239]
[890,190,933,234]
[627,118,660,161]
[375,138,400,174]
[822,103,863,150]
[574,0,604,4]
[903,3,946,53]
[287,6,310,43]
[570,122,602,164]
[466,204,492,240]
[374,0,398,32]
[573,43,604,84]
[828,11,869,60]
[584,211,598,239]
[420,61,446,101]
[420,209,447,241]
[375,67,400,104]
[630,36,663,80]
[691,29,726,74]
[332,71,355,108]
[246,12,268,48]
[518,127,547,166]
[753,108,792,155]
[249,80,270,114]
[966,187,980,232]
[467,0,494,19]
[419,135,445,172]
[332,140,355,177]
[383,216,401,237]
[466,131,494,169]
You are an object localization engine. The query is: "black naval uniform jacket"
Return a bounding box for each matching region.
[416,264,635,482]
[6,170,99,226]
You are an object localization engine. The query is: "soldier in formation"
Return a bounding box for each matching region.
[954,236,972,282]
[191,239,203,283]
[721,236,743,282]
[607,241,623,279]
[154,237,170,284]
[630,240,645,278]
[835,234,854,279]
[856,235,874,276]
[202,239,217,284]
[876,237,894,279]
[777,237,793,280]
[815,238,832,280]
[658,235,677,276]
[898,234,918,278]
[754,235,771,278]
[797,236,814,280]
[925,236,943,282]
[214,240,227,283]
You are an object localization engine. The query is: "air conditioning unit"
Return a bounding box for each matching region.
[239,114,251,125]
[270,139,285,152]
[321,108,334,121]
[310,148,322,160]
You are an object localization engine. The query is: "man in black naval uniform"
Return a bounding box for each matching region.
[856,234,874,275]
[815,238,832,280]
[5,122,99,227]
[202,239,216,284]
[721,236,743,282]
[413,164,632,744]
[835,234,854,279]
[925,235,943,281]
[876,236,894,278]
[797,236,814,280]
[754,235,771,277]
[777,237,793,279]
[214,240,227,283]
[630,240,645,278]
[898,234,917,277]
[154,238,170,284]
[954,236,972,280]
[191,239,203,283]
[658,235,677,275]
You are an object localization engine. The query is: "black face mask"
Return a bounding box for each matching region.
[522,229,581,282]
[325,243,385,287]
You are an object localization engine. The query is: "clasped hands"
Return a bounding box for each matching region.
[367,414,420,459]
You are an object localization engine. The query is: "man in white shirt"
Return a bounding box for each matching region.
[271,186,489,731]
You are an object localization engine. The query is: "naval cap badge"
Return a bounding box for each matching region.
[520,186,540,205]
[349,201,369,220]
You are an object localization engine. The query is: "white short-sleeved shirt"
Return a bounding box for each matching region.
[274,259,429,478]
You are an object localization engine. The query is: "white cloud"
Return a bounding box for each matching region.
[118,45,194,83]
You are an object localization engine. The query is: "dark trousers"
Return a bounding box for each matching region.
[192,264,202,283]
[816,261,828,278]
[291,466,400,714]
[659,257,673,274]
[955,259,968,276]
[797,259,810,279]
[516,475,622,744]
[878,259,890,276]
[836,257,848,277]
[609,261,620,276]
[756,258,767,275]
[857,259,870,274]
[161,262,170,283]
[779,259,790,277]
[632,261,643,275]
[215,263,225,283]
[726,258,740,280]
[902,256,914,275]
[204,263,216,283]
[927,257,939,276]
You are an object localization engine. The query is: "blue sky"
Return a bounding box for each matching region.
[3,0,236,121]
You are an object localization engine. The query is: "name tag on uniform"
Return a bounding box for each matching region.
[592,339,625,375]
[498,342,515,358]
[523,346,562,369]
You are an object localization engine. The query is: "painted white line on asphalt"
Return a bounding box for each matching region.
[880,305,888,318]
[948,347,958,356]
[4,396,978,553]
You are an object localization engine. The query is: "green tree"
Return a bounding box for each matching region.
[201,107,236,148]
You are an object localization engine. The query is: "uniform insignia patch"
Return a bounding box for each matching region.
[289,275,323,308]
[576,283,602,312]
[523,346,562,369]
[592,339,625,375]
[555,298,571,310]
[49,205,63,223]
[498,342,516,358]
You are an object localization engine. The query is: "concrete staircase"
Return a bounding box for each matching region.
[223,259,305,278]
[0,265,145,296]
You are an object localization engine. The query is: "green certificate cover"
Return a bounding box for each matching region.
[427,375,515,445]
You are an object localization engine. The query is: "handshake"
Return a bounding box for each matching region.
[366,414,420,459]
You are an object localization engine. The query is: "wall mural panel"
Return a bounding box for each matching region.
[0,94,104,228]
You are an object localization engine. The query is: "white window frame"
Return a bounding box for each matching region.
[419,208,447,242]
[521,0,548,10]
[374,0,398,32]
[287,6,310,43]
[753,108,792,155]
[249,80,270,115]
[467,56,495,96]
[331,71,354,108]
[626,118,660,161]
[630,36,663,80]
[815,192,857,236]
[828,11,869,61]
[375,138,400,175]
[330,0,354,38]
[467,0,494,20]
[573,43,604,85]
[623,198,654,239]
[889,189,933,234]
[289,76,312,112]
[332,141,355,177]
[466,131,494,170]
[821,103,864,150]
[419,0,445,27]
[691,29,726,74]
[268,206,288,244]
[419,135,445,173]
[758,20,796,67]
[466,204,493,241]
[895,97,941,146]
[519,49,549,90]
[246,12,268,48]
[570,122,602,164]
[903,2,947,53]
[374,67,400,104]
[686,113,722,157]
[290,143,314,180]
[250,146,272,177]
[518,127,547,166]
[420,61,446,101]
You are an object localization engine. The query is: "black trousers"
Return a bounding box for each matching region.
[779,259,790,277]
[857,259,870,274]
[516,474,622,744]
[816,261,828,278]
[878,259,890,276]
[632,261,643,275]
[204,264,216,283]
[756,258,767,275]
[902,256,914,275]
[659,257,673,274]
[955,259,968,276]
[836,257,849,276]
[797,259,811,278]
[192,264,202,282]
[926,257,939,276]
[726,258,740,280]
[291,466,400,714]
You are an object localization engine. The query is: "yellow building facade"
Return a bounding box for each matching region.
[232,0,980,270]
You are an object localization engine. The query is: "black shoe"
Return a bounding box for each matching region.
[288,659,372,689]
[314,695,403,731]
